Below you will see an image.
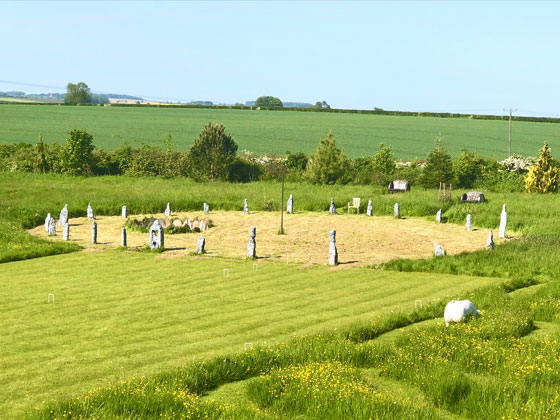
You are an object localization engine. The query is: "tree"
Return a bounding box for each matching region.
[305,131,350,184]
[35,134,47,173]
[419,136,453,188]
[255,96,283,108]
[525,141,559,193]
[312,100,331,109]
[65,82,92,104]
[188,123,238,181]
[62,128,95,175]
[453,150,486,188]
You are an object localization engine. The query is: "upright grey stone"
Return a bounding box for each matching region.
[329,198,336,215]
[45,213,52,232]
[149,219,164,250]
[394,203,400,219]
[434,243,445,257]
[329,230,338,266]
[91,221,97,244]
[486,230,494,250]
[366,200,373,216]
[63,223,69,240]
[121,205,127,218]
[287,194,293,214]
[243,199,249,214]
[203,202,209,215]
[87,203,94,220]
[59,204,68,226]
[499,204,507,239]
[165,203,171,217]
[48,217,56,236]
[121,228,127,247]
[466,214,472,231]
[247,226,256,258]
[436,209,442,223]
[197,235,205,254]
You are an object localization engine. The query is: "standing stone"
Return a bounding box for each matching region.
[122,205,127,218]
[499,204,507,239]
[45,213,52,232]
[434,243,445,257]
[436,209,442,223]
[165,203,171,217]
[121,228,127,247]
[329,230,338,266]
[203,203,209,215]
[247,226,256,258]
[63,223,69,240]
[48,217,56,236]
[199,220,207,232]
[394,203,400,219]
[91,221,97,244]
[287,194,293,214]
[466,214,472,231]
[149,219,164,250]
[329,198,336,215]
[59,204,68,226]
[197,235,205,254]
[87,203,94,220]
[486,230,495,250]
[366,200,373,217]
[243,199,249,214]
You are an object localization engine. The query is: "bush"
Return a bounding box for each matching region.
[187,123,238,182]
[525,141,559,193]
[453,150,487,188]
[419,136,453,188]
[62,128,95,175]
[229,158,263,182]
[305,131,351,185]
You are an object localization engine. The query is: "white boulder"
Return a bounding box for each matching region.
[444,299,480,326]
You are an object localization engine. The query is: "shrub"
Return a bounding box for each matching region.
[419,136,453,188]
[187,123,238,181]
[453,150,487,188]
[525,141,559,193]
[305,131,351,185]
[62,128,95,175]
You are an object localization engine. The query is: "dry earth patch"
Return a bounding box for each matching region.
[30,211,503,268]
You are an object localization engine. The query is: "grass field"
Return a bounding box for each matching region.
[1,104,559,158]
[3,172,560,419]
[0,251,499,419]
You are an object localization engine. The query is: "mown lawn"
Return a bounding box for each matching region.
[0,251,498,419]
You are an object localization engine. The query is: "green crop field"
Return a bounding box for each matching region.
[1,104,559,158]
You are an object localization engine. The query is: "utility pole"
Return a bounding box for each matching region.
[504,108,517,158]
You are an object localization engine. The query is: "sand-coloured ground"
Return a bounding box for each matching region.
[30,211,503,267]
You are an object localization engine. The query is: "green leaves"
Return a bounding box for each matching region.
[188,123,238,182]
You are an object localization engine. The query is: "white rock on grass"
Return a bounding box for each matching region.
[444,299,481,326]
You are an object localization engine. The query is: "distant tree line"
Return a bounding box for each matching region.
[1,124,556,192]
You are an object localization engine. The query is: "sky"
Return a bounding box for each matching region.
[1,1,559,116]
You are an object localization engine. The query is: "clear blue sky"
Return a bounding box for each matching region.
[1,1,559,116]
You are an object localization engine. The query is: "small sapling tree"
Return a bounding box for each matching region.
[62,128,95,175]
[525,141,559,193]
[419,136,453,188]
[305,131,351,184]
